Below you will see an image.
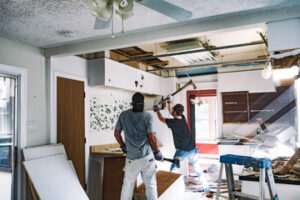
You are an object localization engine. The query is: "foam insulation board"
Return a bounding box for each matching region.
[23,154,88,200]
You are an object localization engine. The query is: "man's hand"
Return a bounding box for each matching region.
[120,144,127,154]
[154,151,164,161]
[166,95,173,104]
[153,104,160,112]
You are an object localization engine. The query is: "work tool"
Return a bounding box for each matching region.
[158,79,197,105]
[216,154,278,200]
[163,157,180,168]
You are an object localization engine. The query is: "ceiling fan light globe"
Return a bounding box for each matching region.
[114,0,134,14]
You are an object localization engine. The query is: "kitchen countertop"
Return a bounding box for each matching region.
[90,143,126,157]
[90,149,125,157]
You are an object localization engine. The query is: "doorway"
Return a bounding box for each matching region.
[187,89,218,155]
[187,90,217,142]
[0,74,17,200]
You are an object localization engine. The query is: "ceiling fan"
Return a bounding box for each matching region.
[87,0,193,29]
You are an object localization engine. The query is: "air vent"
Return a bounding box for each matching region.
[168,40,216,65]
[168,41,203,52]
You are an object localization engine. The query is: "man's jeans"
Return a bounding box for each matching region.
[170,148,210,192]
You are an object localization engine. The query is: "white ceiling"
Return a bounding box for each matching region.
[1,0,299,48]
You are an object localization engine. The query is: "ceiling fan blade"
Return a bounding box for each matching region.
[137,0,192,21]
[94,17,111,29]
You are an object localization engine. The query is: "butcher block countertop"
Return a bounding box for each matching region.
[90,143,125,157]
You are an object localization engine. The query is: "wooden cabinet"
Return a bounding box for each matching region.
[222,92,249,123]
[222,86,295,123]
[88,154,125,200]
[249,86,295,123]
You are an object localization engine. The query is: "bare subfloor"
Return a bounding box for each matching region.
[0,171,11,200]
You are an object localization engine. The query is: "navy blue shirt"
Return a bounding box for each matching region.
[166,115,195,151]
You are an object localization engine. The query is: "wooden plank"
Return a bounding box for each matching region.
[23,154,89,200]
[27,176,40,200]
[134,171,183,200]
[23,143,67,161]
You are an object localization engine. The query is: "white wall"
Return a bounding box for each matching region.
[50,56,178,177]
[177,75,219,138]
[0,37,47,146]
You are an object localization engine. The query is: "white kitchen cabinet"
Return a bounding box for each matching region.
[87,58,175,96]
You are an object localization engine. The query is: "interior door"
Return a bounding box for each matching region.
[57,77,85,188]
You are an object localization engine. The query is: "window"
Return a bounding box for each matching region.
[195,96,217,141]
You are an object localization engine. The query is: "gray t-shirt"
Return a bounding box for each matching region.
[115,109,155,160]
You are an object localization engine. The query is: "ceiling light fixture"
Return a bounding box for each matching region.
[261,45,272,80]
[261,61,273,79]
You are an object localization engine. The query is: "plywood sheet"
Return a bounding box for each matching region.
[23,154,88,200]
[23,143,67,161]
[134,171,183,200]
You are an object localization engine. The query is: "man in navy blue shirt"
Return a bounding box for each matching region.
[154,97,212,198]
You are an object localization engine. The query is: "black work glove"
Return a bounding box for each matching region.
[121,144,127,154]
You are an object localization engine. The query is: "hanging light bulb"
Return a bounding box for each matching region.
[262,62,273,79]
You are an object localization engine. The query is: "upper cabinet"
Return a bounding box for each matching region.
[87,58,175,96]
[218,70,275,93]
[222,92,249,123]
[222,86,295,123]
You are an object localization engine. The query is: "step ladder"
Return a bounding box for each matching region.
[216,154,278,200]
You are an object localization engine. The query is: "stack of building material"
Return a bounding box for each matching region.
[22,143,89,200]
[134,171,184,200]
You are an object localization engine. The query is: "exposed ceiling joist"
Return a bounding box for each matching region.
[120,41,264,62]
[111,47,168,68]
[147,57,267,72]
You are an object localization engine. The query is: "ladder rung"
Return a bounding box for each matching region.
[231,191,271,200]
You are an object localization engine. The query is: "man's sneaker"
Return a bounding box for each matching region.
[205,191,213,198]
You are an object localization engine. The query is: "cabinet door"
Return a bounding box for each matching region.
[249,86,295,122]
[222,92,249,123]
[102,157,125,200]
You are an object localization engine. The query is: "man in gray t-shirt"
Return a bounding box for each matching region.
[114,92,163,200]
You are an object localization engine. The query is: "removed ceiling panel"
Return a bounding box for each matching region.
[23,143,67,161]
[23,154,89,200]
